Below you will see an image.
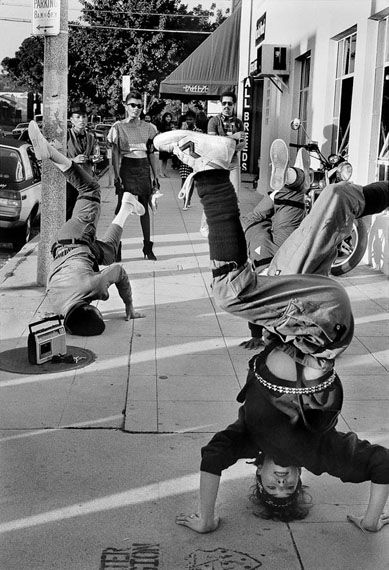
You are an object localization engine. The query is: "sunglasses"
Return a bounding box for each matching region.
[222,101,233,106]
[127,103,142,109]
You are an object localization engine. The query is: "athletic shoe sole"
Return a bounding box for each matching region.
[270,139,289,191]
[154,130,236,172]
[28,121,51,160]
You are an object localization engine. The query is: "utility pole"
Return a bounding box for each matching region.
[33,0,68,285]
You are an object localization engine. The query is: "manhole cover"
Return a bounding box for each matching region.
[0,346,96,374]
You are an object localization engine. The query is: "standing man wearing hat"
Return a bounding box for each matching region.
[66,103,99,220]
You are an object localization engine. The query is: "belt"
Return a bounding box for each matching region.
[254,368,336,395]
[212,261,239,278]
[51,238,90,259]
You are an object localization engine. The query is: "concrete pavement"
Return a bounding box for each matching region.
[0,169,388,569]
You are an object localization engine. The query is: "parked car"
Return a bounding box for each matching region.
[12,122,30,139]
[0,139,41,250]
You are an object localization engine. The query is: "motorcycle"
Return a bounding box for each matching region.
[290,118,368,276]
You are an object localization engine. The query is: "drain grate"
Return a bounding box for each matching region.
[100,544,160,569]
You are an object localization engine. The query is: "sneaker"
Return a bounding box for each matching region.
[28,120,51,160]
[153,130,236,173]
[270,139,289,192]
[183,204,190,211]
[294,147,311,191]
[122,192,145,216]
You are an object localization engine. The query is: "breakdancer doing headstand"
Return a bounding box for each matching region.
[153,128,389,533]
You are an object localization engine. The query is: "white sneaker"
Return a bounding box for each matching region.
[122,193,145,216]
[154,130,236,173]
[28,120,51,160]
[269,139,289,192]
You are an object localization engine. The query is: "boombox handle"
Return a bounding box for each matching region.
[28,315,63,335]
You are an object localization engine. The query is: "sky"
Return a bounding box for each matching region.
[0,0,233,69]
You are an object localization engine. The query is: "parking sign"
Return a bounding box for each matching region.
[32,0,61,36]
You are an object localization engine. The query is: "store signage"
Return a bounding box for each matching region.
[255,13,266,46]
[32,0,60,36]
[183,84,209,94]
[241,76,252,172]
[249,59,258,75]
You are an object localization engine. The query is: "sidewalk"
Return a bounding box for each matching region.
[0,170,388,569]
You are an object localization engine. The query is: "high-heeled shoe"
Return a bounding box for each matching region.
[142,240,157,260]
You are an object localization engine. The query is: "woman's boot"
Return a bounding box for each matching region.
[143,240,157,261]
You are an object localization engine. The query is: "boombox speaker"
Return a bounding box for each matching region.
[28,316,67,365]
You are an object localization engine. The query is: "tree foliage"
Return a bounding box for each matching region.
[1,0,228,117]
[1,36,44,92]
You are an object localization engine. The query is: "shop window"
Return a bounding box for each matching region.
[297,53,311,145]
[332,30,357,154]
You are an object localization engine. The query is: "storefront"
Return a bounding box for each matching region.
[237,0,389,183]
[159,4,241,101]
[236,0,388,270]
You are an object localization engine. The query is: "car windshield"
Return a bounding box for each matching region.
[0,147,24,182]
[15,123,29,129]
[95,125,110,133]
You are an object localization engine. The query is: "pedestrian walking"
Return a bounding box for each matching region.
[157,112,174,177]
[179,110,203,210]
[108,91,159,261]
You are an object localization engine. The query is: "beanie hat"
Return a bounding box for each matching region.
[64,302,105,336]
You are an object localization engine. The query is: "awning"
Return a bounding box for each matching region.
[159,4,241,100]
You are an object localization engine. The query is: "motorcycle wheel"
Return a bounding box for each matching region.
[331,219,368,276]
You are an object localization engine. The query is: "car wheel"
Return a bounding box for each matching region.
[12,216,32,251]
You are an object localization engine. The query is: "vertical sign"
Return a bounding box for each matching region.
[122,75,131,102]
[241,76,252,172]
[255,13,266,46]
[32,0,61,36]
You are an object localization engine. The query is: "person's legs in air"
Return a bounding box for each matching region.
[95,194,146,265]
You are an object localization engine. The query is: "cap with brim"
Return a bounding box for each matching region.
[64,302,105,336]
[70,103,87,116]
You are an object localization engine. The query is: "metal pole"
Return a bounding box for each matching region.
[36,0,68,285]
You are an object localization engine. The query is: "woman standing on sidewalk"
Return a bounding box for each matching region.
[108,91,159,261]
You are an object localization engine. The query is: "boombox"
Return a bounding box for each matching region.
[27,316,67,365]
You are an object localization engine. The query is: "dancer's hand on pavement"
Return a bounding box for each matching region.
[125,306,146,321]
[239,337,264,350]
[347,514,389,533]
[175,513,220,534]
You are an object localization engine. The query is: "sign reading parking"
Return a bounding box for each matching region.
[32,0,61,36]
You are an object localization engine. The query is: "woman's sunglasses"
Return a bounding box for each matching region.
[127,103,142,109]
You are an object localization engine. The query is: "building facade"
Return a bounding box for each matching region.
[234,0,388,273]
[236,0,388,188]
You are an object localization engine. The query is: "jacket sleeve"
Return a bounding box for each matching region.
[200,407,259,475]
[318,430,389,484]
[207,116,218,135]
[93,264,132,307]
